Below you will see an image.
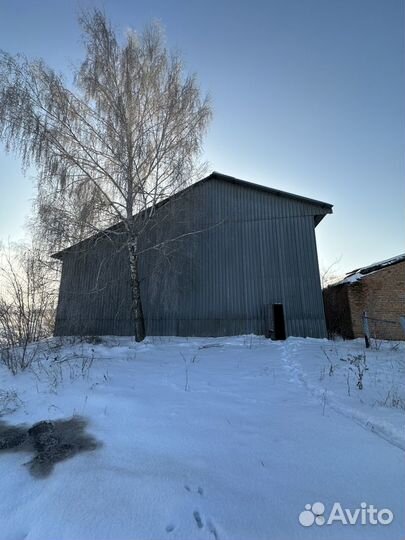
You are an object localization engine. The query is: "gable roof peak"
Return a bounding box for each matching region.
[199,171,333,210]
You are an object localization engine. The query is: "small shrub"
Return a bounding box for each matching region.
[0,244,57,374]
[380,388,405,410]
[0,389,22,416]
[341,353,368,390]
[321,347,338,377]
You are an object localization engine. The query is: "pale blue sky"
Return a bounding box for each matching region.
[0,0,403,276]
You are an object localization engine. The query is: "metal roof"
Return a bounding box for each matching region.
[52,171,333,259]
[202,172,333,210]
[332,253,405,286]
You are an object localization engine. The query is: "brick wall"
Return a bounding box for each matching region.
[347,261,405,340]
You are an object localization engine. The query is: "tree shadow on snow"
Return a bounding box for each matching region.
[0,416,101,478]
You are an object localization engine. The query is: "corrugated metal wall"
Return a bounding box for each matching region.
[54,177,329,338]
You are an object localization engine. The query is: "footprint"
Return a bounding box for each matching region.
[207,520,219,540]
[193,510,203,529]
[165,524,175,533]
[184,484,191,492]
[197,486,204,496]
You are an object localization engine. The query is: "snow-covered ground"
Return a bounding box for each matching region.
[0,336,404,540]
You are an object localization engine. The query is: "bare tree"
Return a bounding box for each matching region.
[320,256,343,289]
[0,243,56,373]
[0,10,212,341]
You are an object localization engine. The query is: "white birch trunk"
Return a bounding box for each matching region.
[128,236,145,342]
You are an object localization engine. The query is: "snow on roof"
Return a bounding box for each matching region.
[334,253,405,286]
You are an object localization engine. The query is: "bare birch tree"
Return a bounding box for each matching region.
[0,10,212,341]
[0,243,56,373]
[320,256,343,288]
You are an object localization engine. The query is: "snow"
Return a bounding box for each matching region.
[333,253,405,285]
[339,271,363,284]
[0,336,404,540]
[282,338,405,450]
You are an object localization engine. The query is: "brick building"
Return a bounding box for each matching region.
[323,254,405,340]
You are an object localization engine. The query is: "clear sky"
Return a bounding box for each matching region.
[0,0,403,276]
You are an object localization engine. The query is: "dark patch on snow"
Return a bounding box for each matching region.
[193,510,203,529]
[207,520,219,540]
[0,422,27,450]
[0,416,100,478]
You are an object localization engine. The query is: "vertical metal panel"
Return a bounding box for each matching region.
[54,177,329,338]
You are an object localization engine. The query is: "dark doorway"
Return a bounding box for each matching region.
[273,304,286,340]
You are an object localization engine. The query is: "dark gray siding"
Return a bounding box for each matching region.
[55,238,133,335]
[54,177,329,338]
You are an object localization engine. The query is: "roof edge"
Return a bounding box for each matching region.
[328,253,405,287]
[52,170,333,259]
[204,171,333,210]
